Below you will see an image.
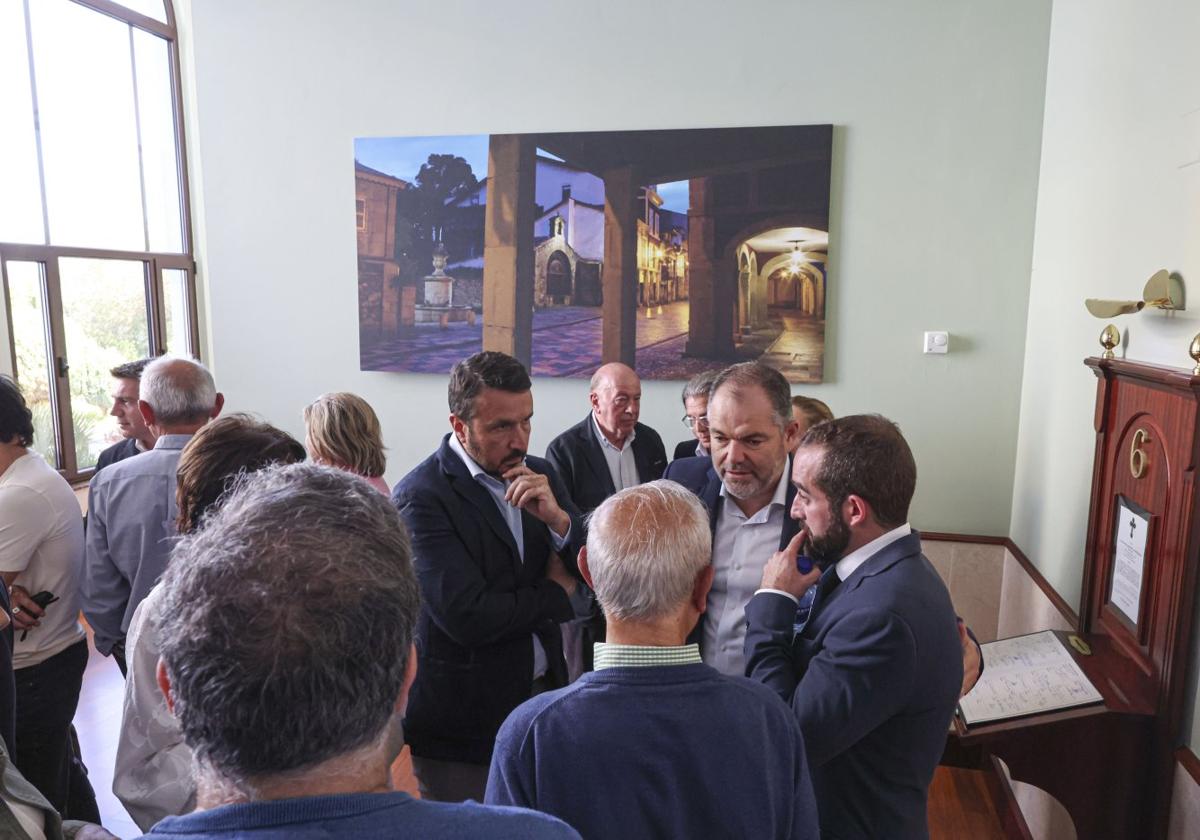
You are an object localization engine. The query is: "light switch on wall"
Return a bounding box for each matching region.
[924,331,949,354]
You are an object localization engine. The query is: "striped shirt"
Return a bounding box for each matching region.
[593,643,702,670]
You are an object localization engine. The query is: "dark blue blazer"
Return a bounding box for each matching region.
[663,456,800,648]
[392,434,584,765]
[672,438,702,461]
[544,415,667,515]
[744,531,962,840]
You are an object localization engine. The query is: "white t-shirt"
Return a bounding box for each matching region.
[0,451,85,669]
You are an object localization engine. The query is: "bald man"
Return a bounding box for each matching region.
[545,363,668,516]
[546,363,668,676]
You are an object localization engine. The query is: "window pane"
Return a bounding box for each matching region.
[59,258,150,470]
[30,0,145,250]
[134,29,183,253]
[6,262,59,467]
[114,0,168,24]
[162,268,191,354]
[0,2,46,244]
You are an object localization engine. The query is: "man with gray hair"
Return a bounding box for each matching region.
[139,464,578,839]
[486,480,819,839]
[671,368,718,461]
[83,357,223,675]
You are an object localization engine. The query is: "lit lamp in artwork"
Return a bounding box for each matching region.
[1189,333,1200,375]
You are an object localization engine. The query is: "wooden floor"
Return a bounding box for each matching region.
[73,637,1004,838]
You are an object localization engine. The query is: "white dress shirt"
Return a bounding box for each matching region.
[704,466,791,676]
[448,434,572,680]
[591,414,639,492]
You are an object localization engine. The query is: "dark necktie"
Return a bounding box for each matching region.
[792,567,841,637]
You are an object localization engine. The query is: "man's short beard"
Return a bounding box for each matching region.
[463,429,525,478]
[809,509,851,568]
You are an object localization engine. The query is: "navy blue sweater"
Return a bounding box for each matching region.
[486,663,819,840]
[140,791,578,839]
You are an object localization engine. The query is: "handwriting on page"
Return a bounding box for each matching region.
[958,630,1103,725]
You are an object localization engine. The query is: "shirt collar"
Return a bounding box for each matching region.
[593,643,702,670]
[153,433,194,451]
[592,413,635,453]
[835,523,912,581]
[447,432,502,487]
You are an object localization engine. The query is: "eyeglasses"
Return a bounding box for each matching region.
[682,415,709,429]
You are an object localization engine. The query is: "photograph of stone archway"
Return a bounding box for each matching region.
[355,124,832,383]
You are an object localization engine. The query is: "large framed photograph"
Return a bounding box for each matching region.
[355,125,832,382]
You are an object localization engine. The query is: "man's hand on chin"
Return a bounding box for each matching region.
[760,531,822,599]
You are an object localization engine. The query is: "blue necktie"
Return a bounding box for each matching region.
[792,586,817,638]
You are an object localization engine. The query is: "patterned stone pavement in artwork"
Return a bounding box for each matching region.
[360,300,823,383]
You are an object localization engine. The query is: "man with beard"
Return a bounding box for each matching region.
[744,415,962,840]
[393,352,585,803]
[663,363,802,676]
[665,364,981,693]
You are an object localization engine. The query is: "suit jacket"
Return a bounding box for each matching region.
[392,435,584,765]
[672,439,703,461]
[744,531,962,840]
[94,437,141,475]
[544,414,667,514]
[664,456,800,648]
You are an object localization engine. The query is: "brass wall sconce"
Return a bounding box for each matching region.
[1189,334,1200,375]
[1100,325,1121,359]
[1085,270,1184,318]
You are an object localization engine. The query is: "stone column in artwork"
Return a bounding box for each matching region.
[601,165,639,366]
[482,134,536,366]
[685,176,736,359]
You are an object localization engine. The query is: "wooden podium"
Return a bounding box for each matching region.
[946,357,1200,839]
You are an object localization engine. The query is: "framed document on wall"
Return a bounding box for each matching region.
[1110,496,1151,628]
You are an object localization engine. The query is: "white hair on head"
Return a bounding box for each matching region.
[585,479,711,621]
[140,355,217,425]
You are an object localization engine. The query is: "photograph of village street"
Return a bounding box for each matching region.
[355,125,832,382]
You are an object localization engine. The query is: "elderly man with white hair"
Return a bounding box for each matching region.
[486,480,819,840]
[83,356,222,675]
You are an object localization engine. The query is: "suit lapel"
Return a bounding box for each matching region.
[581,414,617,496]
[438,438,521,562]
[700,468,723,537]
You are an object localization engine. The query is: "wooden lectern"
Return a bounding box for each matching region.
[947,357,1200,839]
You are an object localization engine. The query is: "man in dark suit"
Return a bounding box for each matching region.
[671,370,717,461]
[545,362,666,675]
[545,362,667,515]
[665,366,982,692]
[663,363,801,676]
[393,352,585,804]
[744,415,962,839]
[94,358,156,475]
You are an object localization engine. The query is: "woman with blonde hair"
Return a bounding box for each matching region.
[303,392,389,494]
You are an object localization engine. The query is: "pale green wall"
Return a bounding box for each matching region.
[1010,0,1200,748]
[173,0,1051,537]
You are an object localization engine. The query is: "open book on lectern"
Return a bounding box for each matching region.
[956,630,1103,726]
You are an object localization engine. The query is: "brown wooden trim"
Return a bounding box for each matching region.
[918,531,1081,630]
[986,756,1035,840]
[1001,537,1080,629]
[0,243,188,262]
[1178,746,1200,787]
[1085,355,1200,393]
[922,532,1007,545]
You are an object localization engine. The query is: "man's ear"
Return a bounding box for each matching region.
[139,400,157,429]
[588,392,600,412]
[781,418,801,453]
[844,494,872,528]
[156,659,175,714]
[395,642,418,715]
[449,413,467,443]
[210,393,225,418]
[691,565,715,613]
[578,546,595,590]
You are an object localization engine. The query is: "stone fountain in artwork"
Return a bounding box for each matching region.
[414,241,475,327]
